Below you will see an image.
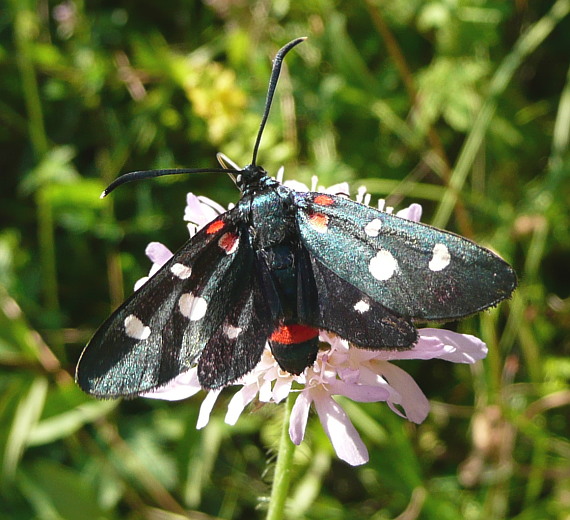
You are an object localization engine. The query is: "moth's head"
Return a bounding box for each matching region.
[235,164,269,193]
[215,153,267,193]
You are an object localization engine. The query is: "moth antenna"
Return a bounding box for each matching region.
[251,37,306,166]
[101,167,239,198]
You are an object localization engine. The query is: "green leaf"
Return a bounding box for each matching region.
[0,287,51,364]
[19,146,79,195]
[2,377,48,482]
[19,461,112,520]
[28,399,117,446]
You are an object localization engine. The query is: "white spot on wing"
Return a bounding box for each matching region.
[179,293,208,321]
[124,315,151,340]
[429,243,451,271]
[369,249,398,281]
[224,324,242,339]
[170,263,192,279]
[364,218,382,237]
[354,300,370,313]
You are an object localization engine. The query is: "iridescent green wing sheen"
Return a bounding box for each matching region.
[294,192,517,321]
[306,255,418,348]
[76,209,254,397]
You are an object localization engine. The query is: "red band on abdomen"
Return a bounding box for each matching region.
[270,324,319,345]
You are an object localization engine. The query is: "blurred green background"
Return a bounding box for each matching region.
[1,1,569,519]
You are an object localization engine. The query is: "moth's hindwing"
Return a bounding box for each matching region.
[294,192,517,321]
[308,255,418,349]
[293,243,418,350]
[76,210,252,397]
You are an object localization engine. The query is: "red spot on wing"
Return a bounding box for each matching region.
[206,220,225,234]
[314,194,334,206]
[218,232,238,254]
[308,212,329,232]
[270,324,319,345]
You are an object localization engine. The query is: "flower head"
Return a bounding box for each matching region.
[139,172,488,466]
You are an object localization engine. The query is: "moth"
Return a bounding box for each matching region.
[76,38,517,397]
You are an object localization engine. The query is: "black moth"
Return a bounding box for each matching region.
[77,38,517,398]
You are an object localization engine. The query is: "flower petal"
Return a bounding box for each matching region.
[356,186,367,204]
[196,389,221,429]
[283,179,310,192]
[141,368,201,401]
[366,329,488,364]
[184,194,213,224]
[323,182,350,195]
[289,391,312,445]
[134,242,173,289]
[272,378,292,403]
[327,379,390,402]
[318,331,349,352]
[145,241,173,268]
[396,203,423,222]
[258,378,273,402]
[417,328,488,363]
[134,276,150,291]
[197,195,227,215]
[312,389,369,465]
[184,193,224,230]
[225,384,259,425]
[379,363,429,424]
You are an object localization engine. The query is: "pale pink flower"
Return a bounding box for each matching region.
[139,173,488,466]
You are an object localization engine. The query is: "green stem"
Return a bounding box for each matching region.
[11,1,49,156]
[11,1,61,318]
[266,393,296,520]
